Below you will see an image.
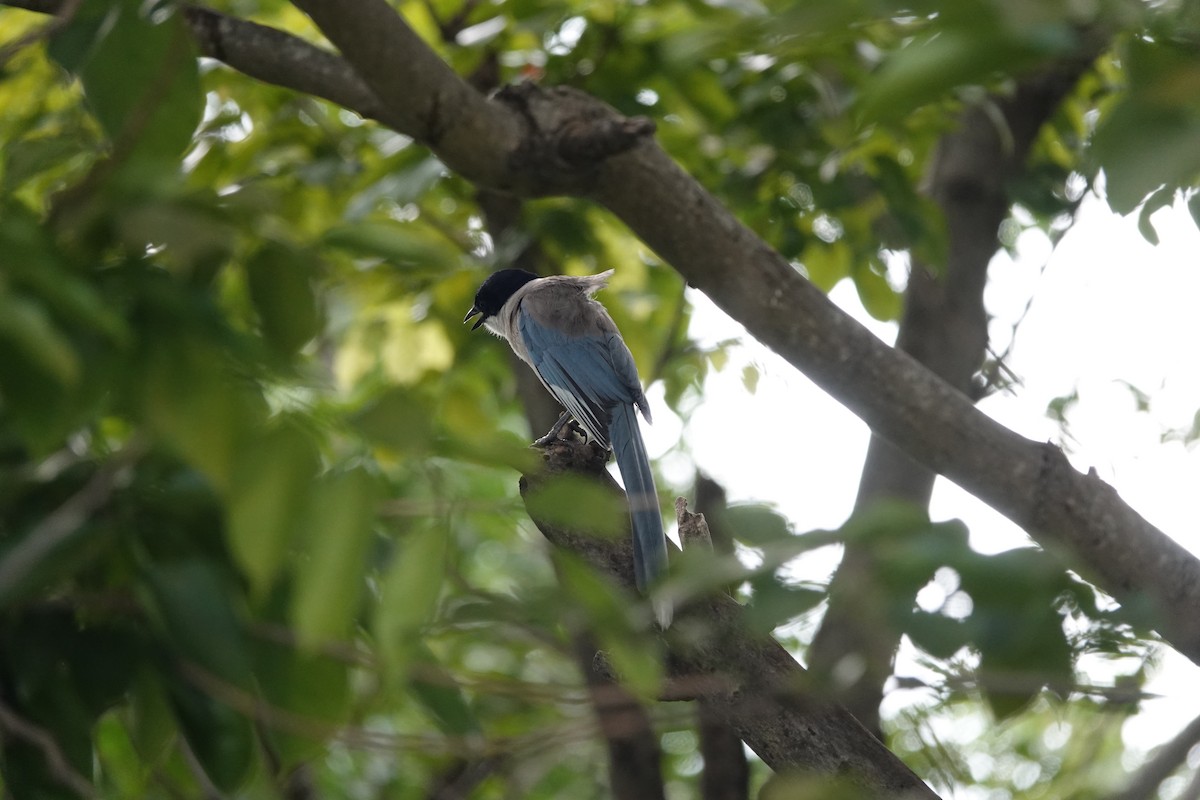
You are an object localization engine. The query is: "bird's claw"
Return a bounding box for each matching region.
[533,411,576,447]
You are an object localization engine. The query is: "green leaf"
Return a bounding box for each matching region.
[74,0,203,163]
[0,206,130,345]
[2,134,91,194]
[1136,185,1175,245]
[1094,40,1200,214]
[251,638,351,767]
[858,30,1046,123]
[724,503,792,546]
[409,642,481,737]
[1094,102,1200,214]
[802,241,851,293]
[127,669,176,765]
[245,242,322,356]
[852,257,901,321]
[46,1,113,72]
[322,221,459,266]
[374,523,447,682]
[523,474,627,538]
[350,387,435,452]
[0,291,80,386]
[290,468,380,647]
[979,615,1073,719]
[746,573,824,632]
[141,341,258,496]
[142,560,254,689]
[906,610,971,660]
[226,422,321,598]
[164,673,256,792]
[70,627,141,716]
[741,364,760,394]
[555,555,663,699]
[345,156,447,219]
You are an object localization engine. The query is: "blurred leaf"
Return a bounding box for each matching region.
[71,626,141,716]
[1094,40,1200,214]
[346,156,447,218]
[742,364,760,394]
[141,340,259,496]
[45,1,113,72]
[164,673,255,792]
[71,0,202,163]
[2,134,89,194]
[746,573,824,632]
[724,503,792,546]
[322,220,460,265]
[409,642,481,737]
[375,523,447,682]
[1136,185,1175,245]
[0,291,79,386]
[142,559,254,689]
[127,669,176,765]
[858,30,1050,122]
[1094,101,1200,214]
[351,386,435,452]
[523,474,627,538]
[226,422,321,597]
[291,468,380,647]
[555,555,663,699]
[802,241,851,292]
[906,610,970,659]
[251,637,351,767]
[245,241,322,356]
[852,258,901,321]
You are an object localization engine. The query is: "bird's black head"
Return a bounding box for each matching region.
[463,269,538,330]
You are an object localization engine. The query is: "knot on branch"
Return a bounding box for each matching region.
[495,82,656,194]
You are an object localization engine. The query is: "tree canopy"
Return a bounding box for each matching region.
[1,0,1199,797]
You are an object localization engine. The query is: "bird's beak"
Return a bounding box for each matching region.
[463,305,485,330]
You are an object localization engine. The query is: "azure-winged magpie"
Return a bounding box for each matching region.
[465,269,671,627]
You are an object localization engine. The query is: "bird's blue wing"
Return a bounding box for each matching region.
[517,309,640,448]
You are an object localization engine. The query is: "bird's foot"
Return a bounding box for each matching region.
[532,412,576,447]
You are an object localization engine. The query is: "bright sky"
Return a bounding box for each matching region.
[639,192,1200,766]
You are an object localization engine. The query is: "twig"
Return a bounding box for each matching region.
[0,439,145,603]
[0,0,82,68]
[1107,712,1200,800]
[0,698,97,799]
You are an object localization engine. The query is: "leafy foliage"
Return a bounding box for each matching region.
[0,0,1193,796]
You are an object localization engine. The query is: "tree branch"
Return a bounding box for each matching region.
[520,437,938,799]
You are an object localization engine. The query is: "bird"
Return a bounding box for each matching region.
[464,268,671,627]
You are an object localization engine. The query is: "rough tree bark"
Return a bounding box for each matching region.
[807,59,1099,734]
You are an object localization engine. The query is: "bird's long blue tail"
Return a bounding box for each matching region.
[610,403,671,627]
